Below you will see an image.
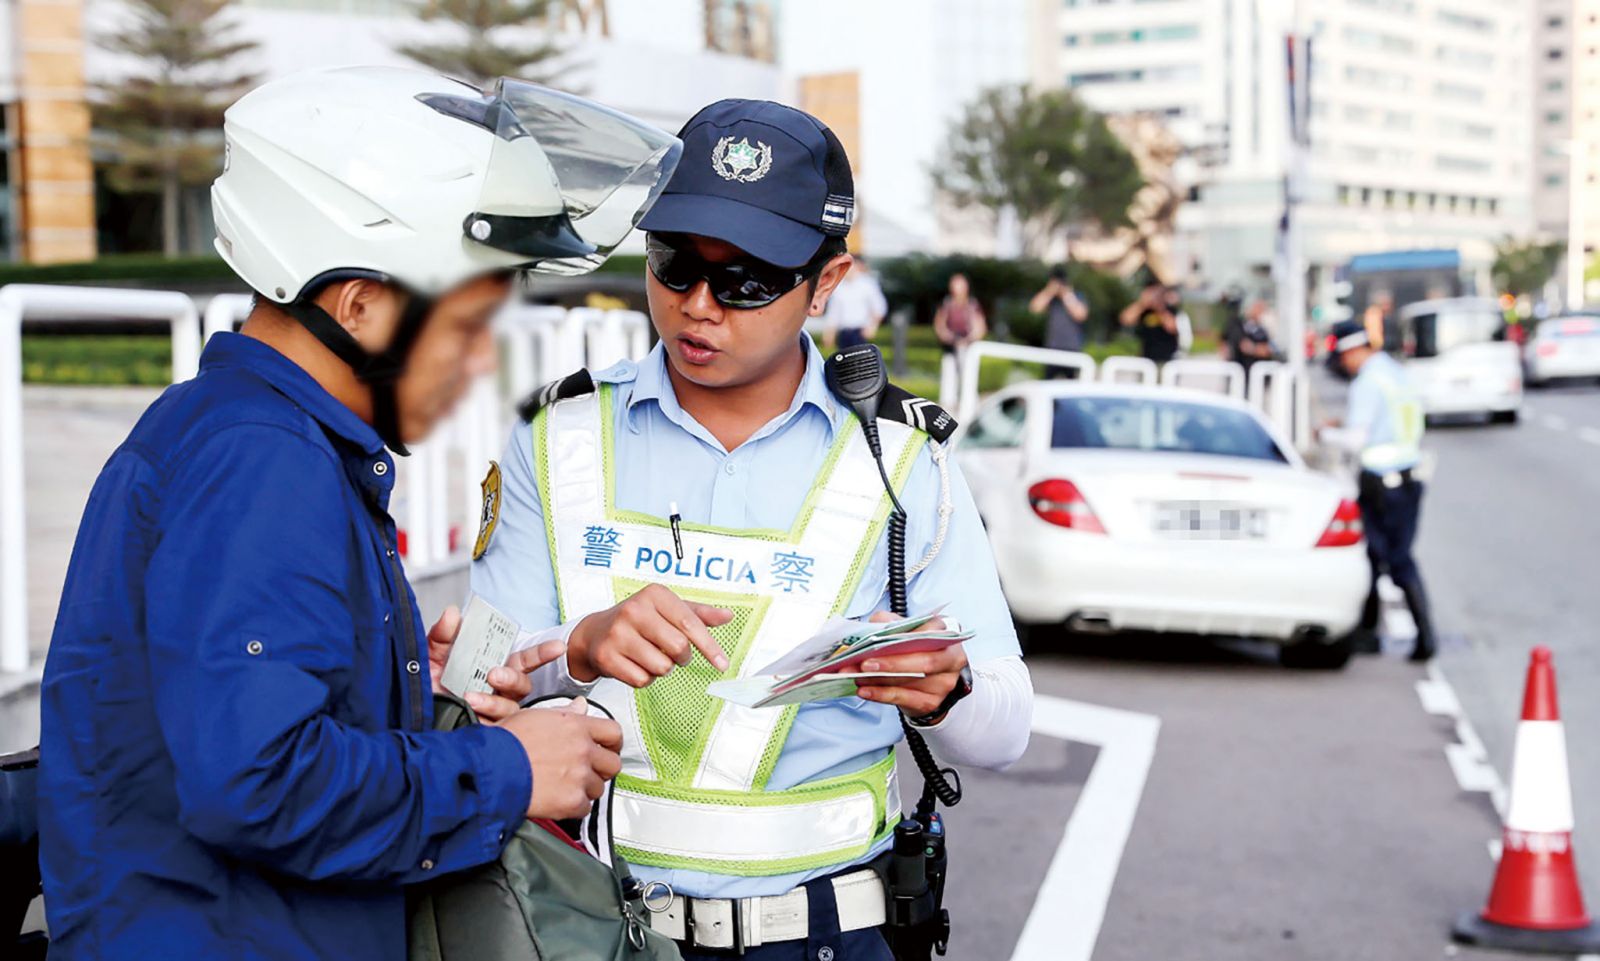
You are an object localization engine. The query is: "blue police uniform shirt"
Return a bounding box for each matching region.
[38,333,531,961]
[1347,350,1421,471]
[470,336,1020,899]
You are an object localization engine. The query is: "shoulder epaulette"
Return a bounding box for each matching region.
[879,383,957,443]
[516,369,596,423]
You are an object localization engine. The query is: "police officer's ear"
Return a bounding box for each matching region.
[315,279,406,351]
[807,252,855,317]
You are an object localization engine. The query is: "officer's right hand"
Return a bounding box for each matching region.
[568,583,733,687]
[496,698,624,820]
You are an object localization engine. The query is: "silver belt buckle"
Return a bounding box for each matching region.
[688,897,743,953]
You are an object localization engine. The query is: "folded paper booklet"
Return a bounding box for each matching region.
[707,609,971,709]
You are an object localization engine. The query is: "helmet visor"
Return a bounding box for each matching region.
[461,78,681,276]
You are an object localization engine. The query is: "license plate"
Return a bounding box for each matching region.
[1153,501,1268,540]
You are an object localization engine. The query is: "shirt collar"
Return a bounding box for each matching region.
[626,336,845,442]
[200,332,387,457]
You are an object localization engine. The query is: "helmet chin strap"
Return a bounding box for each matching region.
[278,289,434,456]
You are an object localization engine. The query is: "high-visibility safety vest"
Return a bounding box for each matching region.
[1360,368,1424,474]
[532,384,926,877]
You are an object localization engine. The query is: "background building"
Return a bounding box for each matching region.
[1533,0,1600,270]
[780,0,1031,257]
[1034,0,1534,309]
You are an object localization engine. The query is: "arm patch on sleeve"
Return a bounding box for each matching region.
[879,383,957,443]
[516,369,596,423]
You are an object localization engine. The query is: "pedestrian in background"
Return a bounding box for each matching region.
[934,272,988,357]
[822,253,888,351]
[1320,319,1437,662]
[1227,299,1278,376]
[1119,280,1180,363]
[1030,264,1088,378]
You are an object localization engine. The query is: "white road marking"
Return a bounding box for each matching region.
[1416,662,1508,822]
[1542,414,1568,431]
[1011,695,1161,961]
[1579,426,1600,446]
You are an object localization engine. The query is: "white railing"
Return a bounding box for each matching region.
[0,285,201,673]
[951,343,1097,422]
[1099,356,1158,385]
[202,293,254,343]
[2,285,653,674]
[1160,358,1246,399]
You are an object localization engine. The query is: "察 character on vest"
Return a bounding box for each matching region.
[1319,318,1437,661]
[34,67,686,960]
[469,99,1034,961]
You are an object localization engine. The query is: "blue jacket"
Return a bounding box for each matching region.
[38,333,531,960]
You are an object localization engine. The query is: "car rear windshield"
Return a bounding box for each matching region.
[1404,309,1503,356]
[1051,396,1287,463]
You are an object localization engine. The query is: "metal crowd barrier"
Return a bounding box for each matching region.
[0,284,651,674]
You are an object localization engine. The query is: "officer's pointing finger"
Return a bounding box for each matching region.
[507,638,567,676]
[677,602,731,671]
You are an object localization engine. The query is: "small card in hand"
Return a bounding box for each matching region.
[439,595,521,697]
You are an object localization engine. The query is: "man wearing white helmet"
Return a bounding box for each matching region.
[36,66,678,960]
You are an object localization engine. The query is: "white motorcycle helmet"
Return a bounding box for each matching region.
[211,65,681,450]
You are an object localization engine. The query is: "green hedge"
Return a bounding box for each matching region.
[0,254,239,287]
[23,334,171,385]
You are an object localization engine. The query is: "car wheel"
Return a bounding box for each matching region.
[1490,409,1519,425]
[1279,634,1353,670]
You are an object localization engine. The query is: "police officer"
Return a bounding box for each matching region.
[33,67,672,960]
[471,100,1033,960]
[1323,318,1437,662]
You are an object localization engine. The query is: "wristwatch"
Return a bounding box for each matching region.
[909,665,973,727]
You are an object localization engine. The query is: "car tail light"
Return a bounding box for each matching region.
[1315,499,1363,548]
[1028,479,1105,533]
[1537,342,1559,358]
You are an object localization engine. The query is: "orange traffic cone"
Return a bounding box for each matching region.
[1453,647,1600,952]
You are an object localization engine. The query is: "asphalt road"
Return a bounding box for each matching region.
[13,377,1597,959]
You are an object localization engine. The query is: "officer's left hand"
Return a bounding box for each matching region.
[427,605,566,722]
[853,612,969,719]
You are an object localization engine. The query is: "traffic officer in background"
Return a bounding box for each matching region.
[1321,319,1437,662]
[471,99,1033,960]
[34,67,661,960]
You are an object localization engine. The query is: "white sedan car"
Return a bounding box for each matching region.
[1525,313,1600,386]
[957,382,1369,667]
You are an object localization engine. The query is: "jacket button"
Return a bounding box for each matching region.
[420,859,434,871]
[406,660,421,675]
[245,640,263,656]
[373,461,389,476]
[384,612,391,624]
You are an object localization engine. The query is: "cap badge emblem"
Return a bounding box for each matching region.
[711,136,773,183]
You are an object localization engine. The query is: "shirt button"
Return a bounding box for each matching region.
[420,859,435,871]
[245,640,263,656]
[373,461,389,476]
[724,461,736,475]
[406,659,421,675]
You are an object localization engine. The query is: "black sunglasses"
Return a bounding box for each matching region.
[645,234,832,310]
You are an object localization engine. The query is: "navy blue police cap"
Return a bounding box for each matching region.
[638,99,854,268]
[1330,319,1371,353]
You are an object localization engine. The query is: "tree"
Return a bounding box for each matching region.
[398,0,570,90]
[94,0,259,257]
[1492,237,1564,297]
[933,85,1144,259]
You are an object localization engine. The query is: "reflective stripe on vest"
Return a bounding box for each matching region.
[533,385,922,875]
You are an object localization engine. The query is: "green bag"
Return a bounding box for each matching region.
[409,695,681,961]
